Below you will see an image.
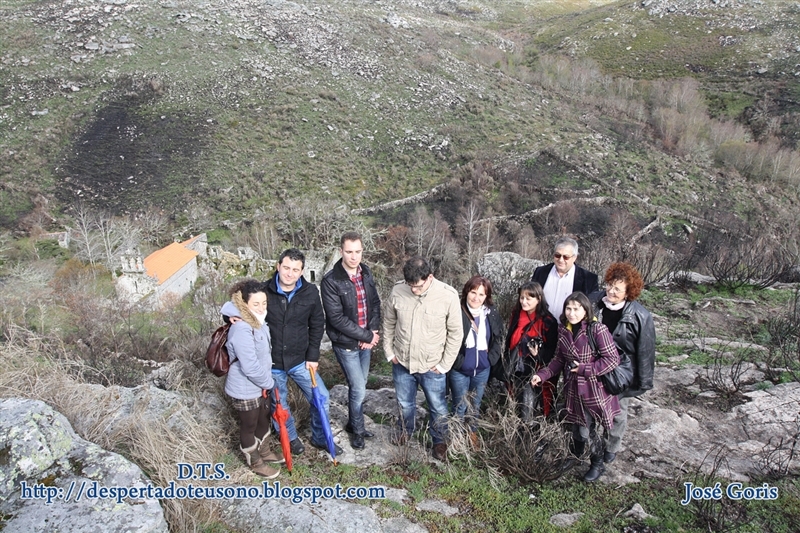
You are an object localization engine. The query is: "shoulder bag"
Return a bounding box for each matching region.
[205,324,233,377]
[587,322,634,395]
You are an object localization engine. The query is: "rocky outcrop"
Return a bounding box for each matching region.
[0,398,168,533]
[2,352,797,532]
[476,251,543,298]
[600,366,800,484]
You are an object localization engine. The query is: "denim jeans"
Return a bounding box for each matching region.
[392,362,448,445]
[271,361,330,445]
[333,346,371,435]
[447,367,490,429]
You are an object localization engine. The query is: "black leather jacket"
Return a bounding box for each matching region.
[320,260,382,350]
[595,298,656,398]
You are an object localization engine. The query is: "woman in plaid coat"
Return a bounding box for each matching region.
[530,291,620,482]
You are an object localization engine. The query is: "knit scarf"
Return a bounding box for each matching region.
[601,296,625,311]
[465,305,489,352]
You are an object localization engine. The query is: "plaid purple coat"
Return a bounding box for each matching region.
[534,321,621,430]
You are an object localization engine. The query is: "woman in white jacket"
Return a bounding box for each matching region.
[221,279,283,478]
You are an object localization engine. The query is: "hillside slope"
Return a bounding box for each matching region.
[1,0,798,244]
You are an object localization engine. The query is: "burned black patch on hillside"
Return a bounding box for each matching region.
[56,91,211,214]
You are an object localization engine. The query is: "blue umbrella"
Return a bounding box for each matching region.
[309,367,337,465]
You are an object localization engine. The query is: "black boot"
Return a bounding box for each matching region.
[583,453,605,482]
[561,438,585,472]
[569,438,586,458]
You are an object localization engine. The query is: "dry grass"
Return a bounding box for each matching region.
[0,324,250,532]
[479,398,578,484]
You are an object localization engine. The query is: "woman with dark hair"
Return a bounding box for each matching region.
[594,262,656,465]
[504,281,558,421]
[530,292,620,482]
[220,279,284,479]
[447,275,504,447]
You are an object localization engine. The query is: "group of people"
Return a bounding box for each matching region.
[221,234,655,483]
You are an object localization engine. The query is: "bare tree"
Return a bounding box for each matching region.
[134,209,170,247]
[69,203,103,269]
[512,224,539,259]
[408,205,460,278]
[703,231,794,290]
[246,219,282,260]
[96,215,141,275]
[459,200,483,265]
[274,197,362,251]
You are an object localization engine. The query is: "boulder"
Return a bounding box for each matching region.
[0,398,168,533]
[476,252,543,298]
[66,382,226,438]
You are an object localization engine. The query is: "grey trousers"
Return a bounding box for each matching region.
[605,396,630,453]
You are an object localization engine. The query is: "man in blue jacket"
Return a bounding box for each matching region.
[265,248,342,457]
[321,232,382,450]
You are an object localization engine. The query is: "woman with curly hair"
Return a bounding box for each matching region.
[221,279,284,478]
[594,262,656,468]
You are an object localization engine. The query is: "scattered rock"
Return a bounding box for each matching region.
[549,512,583,527]
[624,503,655,520]
[415,498,459,516]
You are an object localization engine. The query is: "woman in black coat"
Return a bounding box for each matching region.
[504,281,558,421]
[594,262,656,465]
[447,275,504,446]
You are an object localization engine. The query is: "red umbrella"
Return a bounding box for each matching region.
[309,367,337,465]
[268,388,293,473]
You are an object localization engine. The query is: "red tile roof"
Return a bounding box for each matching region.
[143,236,200,285]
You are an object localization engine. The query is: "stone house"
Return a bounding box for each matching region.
[116,234,207,307]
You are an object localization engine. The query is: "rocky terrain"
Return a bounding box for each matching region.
[2,0,800,531]
[2,252,798,531]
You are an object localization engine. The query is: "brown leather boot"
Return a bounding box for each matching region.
[468,432,481,451]
[256,436,285,464]
[432,443,448,461]
[241,442,279,479]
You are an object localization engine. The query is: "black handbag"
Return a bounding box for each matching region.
[587,322,634,395]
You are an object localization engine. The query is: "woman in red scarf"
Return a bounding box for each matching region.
[504,281,558,421]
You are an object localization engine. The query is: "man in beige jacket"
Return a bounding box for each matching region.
[383,256,463,461]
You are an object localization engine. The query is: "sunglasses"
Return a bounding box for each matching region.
[553,253,574,260]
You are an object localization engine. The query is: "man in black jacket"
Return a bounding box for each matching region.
[266,248,342,457]
[321,232,382,450]
[531,236,599,419]
[531,236,599,318]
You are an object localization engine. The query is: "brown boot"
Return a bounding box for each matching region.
[256,436,285,464]
[432,443,448,461]
[468,432,481,451]
[241,442,279,479]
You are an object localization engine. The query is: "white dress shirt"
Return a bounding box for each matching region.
[543,264,575,319]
